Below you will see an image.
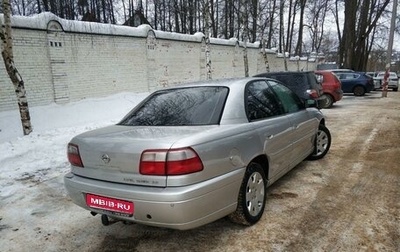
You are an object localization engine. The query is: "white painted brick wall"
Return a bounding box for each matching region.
[0,14,319,112]
[62,33,148,102]
[1,28,53,111]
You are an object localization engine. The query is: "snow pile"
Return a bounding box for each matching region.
[0,92,147,201]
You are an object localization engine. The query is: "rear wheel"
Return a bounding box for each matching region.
[320,94,334,109]
[228,162,266,226]
[308,124,331,160]
[353,86,366,96]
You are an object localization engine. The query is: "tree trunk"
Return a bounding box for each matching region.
[243,0,249,77]
[262,39,270,72]
[266,0,277,48]
[251,0,258,43]
[334,0,343,66]
[295,0,306,56]
[279,0,283,53]
[204,0,212,80]
[1,0,33,135]
[342,0,357,69]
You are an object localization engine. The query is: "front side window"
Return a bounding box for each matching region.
[246,80,283,121]
[119,86,228,126]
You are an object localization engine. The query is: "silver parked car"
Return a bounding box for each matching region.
[373,71,399,91]
[64,77,331,230]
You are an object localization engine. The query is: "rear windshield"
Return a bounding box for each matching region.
[119,86,228,126]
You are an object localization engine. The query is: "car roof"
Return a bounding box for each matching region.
[315,70,335,74]
[254,71,315,76]
[377,71,397,74]
[167,77,270,90]
[327,69,354,72]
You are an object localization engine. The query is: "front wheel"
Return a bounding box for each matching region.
[308,124,331,160]
[228,162,266,226]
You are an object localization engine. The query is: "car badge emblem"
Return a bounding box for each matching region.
[101,154,111,164]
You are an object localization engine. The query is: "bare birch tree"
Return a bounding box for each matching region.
[1,0,33,135]
[203,0,212,80]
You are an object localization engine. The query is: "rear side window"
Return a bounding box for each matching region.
[246,80,283,121]
[340,73,360,80]
[119,86,228,126]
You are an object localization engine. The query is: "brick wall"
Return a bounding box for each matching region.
[1,27,54,111]
[0,13,320,112]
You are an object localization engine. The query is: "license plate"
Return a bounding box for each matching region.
[86,193,134,216]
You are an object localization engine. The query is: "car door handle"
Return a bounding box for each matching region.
[294,124,299,129]
[267,134,274,139]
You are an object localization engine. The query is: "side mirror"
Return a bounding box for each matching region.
[305,99,325,109]
[305,99,319,108]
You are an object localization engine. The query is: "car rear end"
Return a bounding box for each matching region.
[361,72,375,92]
[315,70,343,107]
[388,73,399,91]
[64,133,245,230]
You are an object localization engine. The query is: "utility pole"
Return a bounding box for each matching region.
[382,0,397,98]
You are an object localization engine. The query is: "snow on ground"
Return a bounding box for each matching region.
[0,92,148,209]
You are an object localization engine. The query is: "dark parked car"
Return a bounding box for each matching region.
[64,77,331,230]
[315,70,343,108]
[335,72,374,96]
[253,71,324,107]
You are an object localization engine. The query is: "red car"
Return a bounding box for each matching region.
[315,70,343,108]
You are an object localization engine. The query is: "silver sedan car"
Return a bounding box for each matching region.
[64,77,331,230]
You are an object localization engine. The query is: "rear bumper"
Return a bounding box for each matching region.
[375,80,398,89]
[322,89,343,103]
[64,168,244,230]
[333,89,343,102]
[387,82,399,89]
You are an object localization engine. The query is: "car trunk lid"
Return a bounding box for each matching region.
[69,125,208,187]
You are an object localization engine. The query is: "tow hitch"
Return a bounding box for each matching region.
[101,214,119,226]
[90,212,132,226]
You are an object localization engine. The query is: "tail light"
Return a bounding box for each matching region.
[140,148,203,176]
[67,143,84,167]
[333,76,342,89]
[307,89,319,99]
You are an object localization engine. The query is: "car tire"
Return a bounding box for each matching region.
[320,94,334,109]
[228,162,266,226]
[353,86,365,96]
[308,124,331,160]
[393,88,398,92]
